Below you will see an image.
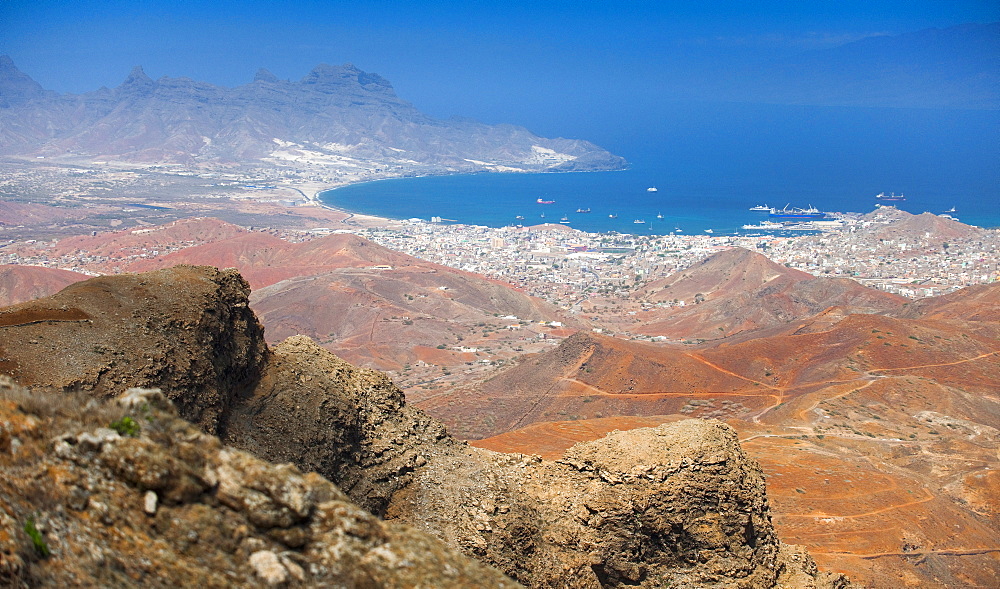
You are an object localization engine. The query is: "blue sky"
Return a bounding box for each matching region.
[1,1,997,137]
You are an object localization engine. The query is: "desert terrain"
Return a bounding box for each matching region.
[1,170,998,587]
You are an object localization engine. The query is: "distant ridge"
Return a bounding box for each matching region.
[0,58,627,172]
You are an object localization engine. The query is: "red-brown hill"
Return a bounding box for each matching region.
[870,210,983,242]
[630,247,905,339]
[0,264,89,306]
[430,303,999,440]
[38,217,249,272]
[125,228,432,289]
[250,264,572,371]
[109,219,575,371]
[897,282,1000,325]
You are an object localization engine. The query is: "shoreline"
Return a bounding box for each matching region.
[293,172,1000,235]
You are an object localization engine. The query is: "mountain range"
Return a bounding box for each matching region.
[0,56,626,171]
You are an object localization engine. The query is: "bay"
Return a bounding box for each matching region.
[321,104,1000,234]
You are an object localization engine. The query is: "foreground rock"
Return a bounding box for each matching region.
[388,420,847,588]
[0,380,519,587]
[0,266,847,587]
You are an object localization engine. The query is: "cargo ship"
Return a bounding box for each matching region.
[875,192,905,201]
[768,204,825,220]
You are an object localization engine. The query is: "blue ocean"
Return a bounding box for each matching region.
[321,104,1000,233]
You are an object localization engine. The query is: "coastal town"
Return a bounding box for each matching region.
[2,161,997,316]
[348,205,998,304]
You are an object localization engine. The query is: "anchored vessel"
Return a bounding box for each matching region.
[769,204,825,220]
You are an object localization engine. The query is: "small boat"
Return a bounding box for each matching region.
[704,229,713,233]
[576,208,591,213]
[675,227,683,232]
[647,186,658,192]
[656,212,663,219]
[560,216,571,224]
[515,215,524,220]
[941,207,956,213]
[749,204,770,211]
[540,213,545,218]
[537,198,555,204]
[741,221,784,230]
[875,192,905,201]
[633,219,645,224]
[608,213,618,219]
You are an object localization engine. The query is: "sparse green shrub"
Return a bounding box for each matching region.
[23,515,50,557]
[110,415,140,437]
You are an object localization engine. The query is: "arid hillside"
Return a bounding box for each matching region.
[5,218,577,373]
[626,247,905,340]
[124,228,410,289]
[250,264,572,371]
[462,284,1000,588]
[0,264,88,307]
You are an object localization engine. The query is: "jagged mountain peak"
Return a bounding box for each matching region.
[121,65,154,86]
[253,67,279,83]
[0,55,48,106]
[301,62,396,95]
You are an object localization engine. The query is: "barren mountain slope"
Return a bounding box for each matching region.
[110,221,577,370]
[896,282,1000,325]
[629,247,905,339]
[0,264,88,306]
[870,210,985,242]
[250,264,571,371]
[124,229,415,288]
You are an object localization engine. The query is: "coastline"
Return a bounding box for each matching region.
[295,171,1000,235]
[300,166,636,231]
[296,179,403,230]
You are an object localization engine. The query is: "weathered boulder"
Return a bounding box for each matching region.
[387,420,847,588]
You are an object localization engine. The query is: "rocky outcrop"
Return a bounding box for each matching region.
[225,335,453,515]
[0,265,267,433]
[0,379,520,587]
[387,420,847,588]
[0,265,450,515]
